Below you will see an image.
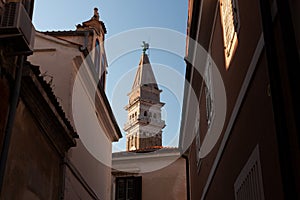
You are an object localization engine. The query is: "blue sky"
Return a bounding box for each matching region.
[33,0,188,152]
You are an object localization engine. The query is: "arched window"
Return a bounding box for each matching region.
[94,39,100,74]
[130,136,134,147]
[144,111,147,116]
[100,54,106,88]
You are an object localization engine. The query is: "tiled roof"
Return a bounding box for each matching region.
[41,30,93,36]
[130,145,164,153]
[113,146,179,157]
[40,20,107,36]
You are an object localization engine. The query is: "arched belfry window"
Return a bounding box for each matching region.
[144,111,148,116]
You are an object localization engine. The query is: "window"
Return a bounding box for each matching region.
[234,145,265,200]
[220,0,240,69]
[205,86,212,124]
[204,57,214,127]
[144,111,147,116]
[130,136,133,147]
[100,54,106,88]
[195,112,201,167]
[116,177,142,200]
[94,39,100,74]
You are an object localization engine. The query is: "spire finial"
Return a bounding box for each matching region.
[141,41,149,54]
[92,7,99,21]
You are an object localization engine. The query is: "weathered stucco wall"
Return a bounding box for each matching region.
[112,153,187,200]
[29,32,114,199]
[2,100,61,200]
[142,158,187,200]
[28,34,80,120]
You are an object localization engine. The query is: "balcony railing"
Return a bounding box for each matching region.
[124,115,165,130]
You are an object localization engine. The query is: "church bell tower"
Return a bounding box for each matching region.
[124,42,165,151]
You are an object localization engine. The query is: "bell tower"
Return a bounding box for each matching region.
[124,42,165,151]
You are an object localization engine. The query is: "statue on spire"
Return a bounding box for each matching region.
[141,41,149,54]
[92,7,99,21]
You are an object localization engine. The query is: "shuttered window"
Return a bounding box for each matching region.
[116,176,142,200]
[234,145,265,200]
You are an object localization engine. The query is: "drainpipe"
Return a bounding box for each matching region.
[59,153,67,200]
[182,154,190,200]
[0,55,24,195]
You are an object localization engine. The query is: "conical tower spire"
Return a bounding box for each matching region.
[131,51,158,90]
[124,42,165,152]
